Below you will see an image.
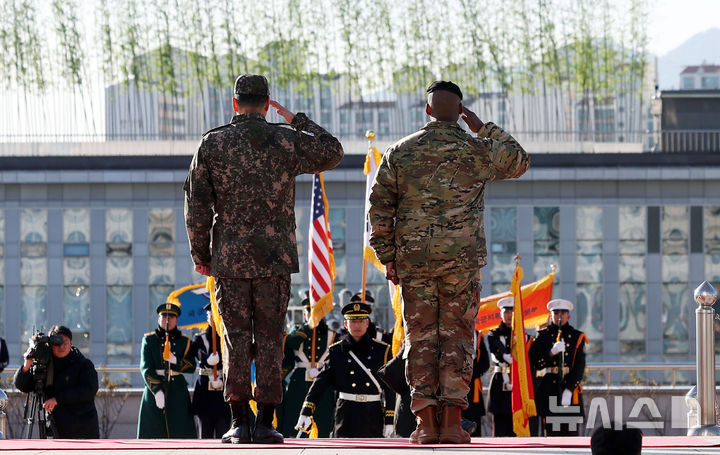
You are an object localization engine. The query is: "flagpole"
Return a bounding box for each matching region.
[361,130,375,304]
[361,258,367,303]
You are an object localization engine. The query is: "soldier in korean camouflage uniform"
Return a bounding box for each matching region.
[137,303,197,438]
[368,80,529,444]
[184,74,344,444]
[529,299,587,436]
[277,294,336,438]
[295,302,396,438]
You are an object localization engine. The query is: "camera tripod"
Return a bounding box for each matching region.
[23,390,57,439]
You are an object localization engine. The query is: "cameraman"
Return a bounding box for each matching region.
[14,325,100,438]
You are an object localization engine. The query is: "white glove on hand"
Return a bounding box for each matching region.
[503,354,513,364]
[307,368,320,379]
[561,389,572,407]
[154,390,165,409]
[167,352,177,364]
[209,378,223,390]
[206,352,220,366]
[295,415,312,431]
[384,424,394,438]
[550,341,566,356]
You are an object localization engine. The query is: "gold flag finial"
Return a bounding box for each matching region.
[365,129,376,142]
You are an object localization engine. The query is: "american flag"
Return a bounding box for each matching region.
[308,173,336,328]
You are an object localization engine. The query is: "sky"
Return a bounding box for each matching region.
[647,0,720,56]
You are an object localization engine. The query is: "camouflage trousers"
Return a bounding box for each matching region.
[401,269,481,413]
[215,275,290,405]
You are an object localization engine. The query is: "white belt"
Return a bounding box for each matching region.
[338,392,382,403]
[494,366,510,374]
[296,362,312,369]
[156,369,183,377]
[198,368,222,377]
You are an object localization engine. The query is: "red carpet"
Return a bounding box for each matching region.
[1,436,718,449]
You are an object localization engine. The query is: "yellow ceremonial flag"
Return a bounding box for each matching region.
[510,263,537,437]
[206,277,225,359]
[390,283,404,357]
[363,144,385,273]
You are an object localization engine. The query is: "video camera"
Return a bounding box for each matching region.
[26,331,64,392]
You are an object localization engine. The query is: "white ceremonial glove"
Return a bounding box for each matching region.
[384,424,394,438]
[167,352,177,364]
[295,415,312,431]
[550,341,566,356]
[503,354,513,365]
[209,378,223,390]
[307,368,320,379]
[206,352,220,366]
[561,389,572,407]
[154,390,165,410]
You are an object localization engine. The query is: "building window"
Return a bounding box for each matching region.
[106,209,133,364]
[533,207,560,297]
[148,209,176,331]
[704,207,720,356]
[378,111,390,135]
[618,206,646,362]
[701,76,719,89]
[0,210,4,335]
[576,206,603,361]
[63,209,91,354]
[489,207,517,294]
[661,206,689,360]
[682,77,695,89]
[20,209,47,350]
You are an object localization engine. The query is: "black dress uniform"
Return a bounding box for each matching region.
[278,317,336,438]
[529,300,587,437]
[487,321,516,436]
[300,331,396,437]
[462,331,489,436]
[191,326,231,438]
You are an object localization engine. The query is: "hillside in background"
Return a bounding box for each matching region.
[658,27,720,89]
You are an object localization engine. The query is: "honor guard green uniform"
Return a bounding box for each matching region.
[295,301,396,438]
[137,303,197,438]
[277,295,336,438]
[529,299,587,436]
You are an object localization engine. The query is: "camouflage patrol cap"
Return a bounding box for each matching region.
[234,74,269,98]
[426,80,463,100]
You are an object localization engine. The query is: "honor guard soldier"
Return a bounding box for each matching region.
[463,328,489,436]
[277,293,336,437]
[137,302,197,438]
[295,301,396,438]
[191,303,231,438]
[529,299,587,436]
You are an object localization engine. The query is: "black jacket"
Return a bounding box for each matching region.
[301,333,395,438]
[191,328,231,418]
[0,337,8,373]
[15,347,100,438]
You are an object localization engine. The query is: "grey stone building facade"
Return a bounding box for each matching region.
[1,152,719,388]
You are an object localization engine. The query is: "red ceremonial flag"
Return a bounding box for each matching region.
[475,271,555,332]
[510,263,537,437]
[308,173,336,328]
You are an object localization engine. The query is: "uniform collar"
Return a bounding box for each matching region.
[342,332,372,353]
[231,112,267,124]
[421,120,464,132]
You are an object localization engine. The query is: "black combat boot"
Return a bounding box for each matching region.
[221,401,251,443]
[253,403,284,444]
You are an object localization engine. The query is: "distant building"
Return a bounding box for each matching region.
[679,65,720,90]
[654,90,720,152]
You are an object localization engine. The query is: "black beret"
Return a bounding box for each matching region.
[426,80,463,100]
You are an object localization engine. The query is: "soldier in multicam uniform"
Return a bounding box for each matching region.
[529,299,587,436]
[368,80,529,444]
[137,303,197,438]
[184,74,343,444]
[277,294,336,438]
[294,301,396,438]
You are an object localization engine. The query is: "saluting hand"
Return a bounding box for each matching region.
[269,99,295,124]
[461,106,484,133]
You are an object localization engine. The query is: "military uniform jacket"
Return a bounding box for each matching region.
[191,328,230,418]
[528,323,587,416]
[278,319,336,437]
[184,112,344,278]
[300,333,396,438]
[137,328,197,438]
[368,121,529,276]
[487,322,514,416]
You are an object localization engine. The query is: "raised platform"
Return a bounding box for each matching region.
[3,437,720,455]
